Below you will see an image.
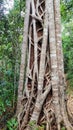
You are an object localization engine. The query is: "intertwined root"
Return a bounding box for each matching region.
[67,95,73,123]
[17,0,73,130]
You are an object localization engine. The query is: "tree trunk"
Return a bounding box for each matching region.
[48,0,61,129]
[17,0,73,130]
[54,1,72,129]
[16,0,31,115]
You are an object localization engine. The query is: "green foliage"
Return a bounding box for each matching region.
[29,121,37,130]
[61,127,65,130]
[61,0,73,22]
[38,125,45,130]
[0,0,24,126]
[61,3,73,82]
[0,99,6,116]
[29,120,36,126]
[61,0,73,89]
[62,20,73,88]
[29,121,45,130]
[6,118,18,130]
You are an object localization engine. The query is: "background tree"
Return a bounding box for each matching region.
[0,0,24,128]
[61,0,73,89]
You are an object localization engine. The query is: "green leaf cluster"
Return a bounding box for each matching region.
[61,0,73,89]
[6,118,18,130]
[0,0,25,126]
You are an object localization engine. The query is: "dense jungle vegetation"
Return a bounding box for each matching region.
[0,0,73,129]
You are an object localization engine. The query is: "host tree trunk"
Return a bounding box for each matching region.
[17,0,73,130]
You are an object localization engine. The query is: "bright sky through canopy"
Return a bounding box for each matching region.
[4,0,14,14]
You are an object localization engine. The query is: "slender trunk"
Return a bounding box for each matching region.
[48,0,61,129]
[32,0,38,76]
[16,0,31,115]
[54,1,73,129]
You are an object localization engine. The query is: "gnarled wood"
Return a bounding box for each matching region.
[17,0,73,130]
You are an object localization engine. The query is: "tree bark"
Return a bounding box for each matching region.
[54,1,73,129]
[16,0,31,115]
[48,0,61,129]
[17,0,73,130]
